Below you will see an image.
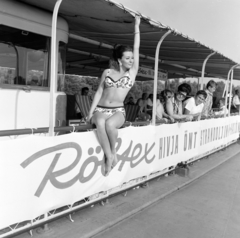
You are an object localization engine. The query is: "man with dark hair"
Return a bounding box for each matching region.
[179,83,191,95]
[201,80,217,117]
[126,96,135,105]
[81,87,89,96]
[75,87,90,119]
[183,90,207,120]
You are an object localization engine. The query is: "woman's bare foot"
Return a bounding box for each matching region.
[111,152,118,169]
[104,155,112,176]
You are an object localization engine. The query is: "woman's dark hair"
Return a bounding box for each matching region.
[196,90,207,99]
[160,89,172,100]
[109,44,133,70]
[206,80,217,89]
[178,83,191,95]
[148,94,153,99]
[142,93,148,99]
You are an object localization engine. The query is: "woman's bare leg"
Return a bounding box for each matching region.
[92,112,113,176]
[105,112,125,168]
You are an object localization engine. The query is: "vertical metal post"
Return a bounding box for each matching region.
[38,0,63,233]
[200,51,216,89]
[224,64,239,117]
[152,30,171,125]
[228,64,239,116]
[197,77,200,90]
[49,0,63,136]
[228,70,234,117]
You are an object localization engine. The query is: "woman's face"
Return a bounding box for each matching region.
[208,85,216,94]
[119,51,134,69]
[195,94,205,105]
[142,93,148,100]
[166,92,172,99]
[176,91,187,101]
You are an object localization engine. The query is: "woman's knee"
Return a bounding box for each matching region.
[105,119,116,132]
[94,117,106,129]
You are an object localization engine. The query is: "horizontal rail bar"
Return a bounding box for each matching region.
[1,114,238,137]
[0,121,152,137]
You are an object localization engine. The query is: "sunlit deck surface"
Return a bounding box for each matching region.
[15,141,240,238]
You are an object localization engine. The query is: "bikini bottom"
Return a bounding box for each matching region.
[93,105,126,119]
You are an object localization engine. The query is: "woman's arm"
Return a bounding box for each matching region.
[86,69,107,122]
[166,99,193,120]
[184,108,201,117]
[130,15,140,80]
[143,100,148,113]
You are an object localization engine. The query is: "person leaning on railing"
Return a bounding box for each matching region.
[165,83,194,122]
[156,90,175,123]
[201,80,217,118]
[183,90,207,121]
[86,15,141,176]
[232,89,240,113]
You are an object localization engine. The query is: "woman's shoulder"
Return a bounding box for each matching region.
[102,69,110,76]
[186,97,194,103]
[166,97,173,104]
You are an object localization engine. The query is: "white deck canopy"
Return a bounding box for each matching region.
[18,0,240,80]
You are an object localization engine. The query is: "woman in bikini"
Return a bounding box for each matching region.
[87,15,141,176]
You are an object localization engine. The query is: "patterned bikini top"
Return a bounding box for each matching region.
[104,69,133,89]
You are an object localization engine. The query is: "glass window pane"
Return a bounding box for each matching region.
[0,43,17,84]
[0,24,50,88]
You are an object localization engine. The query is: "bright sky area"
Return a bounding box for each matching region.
[117,0,240,85]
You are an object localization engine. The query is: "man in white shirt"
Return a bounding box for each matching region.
[184,90,207,120]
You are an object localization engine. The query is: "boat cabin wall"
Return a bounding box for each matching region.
[0,0,69,133]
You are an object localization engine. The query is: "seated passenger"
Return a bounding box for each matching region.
[156,102,175,123]
[201,80,217,117]
[137,93,148,111]
[146,93,162,117]
[146,94,153,116]
[160,89,173,107]
[82,87,89,96]
[232,90,240,113]
[126,96,135,105]
[214,98,228,116]
[156,90,174,123]
[75,86,91,119]
[183,90,207,121]
[165,83,193,122]
[137,93,151,120]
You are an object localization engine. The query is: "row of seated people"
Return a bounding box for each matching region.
[125,80,234,123]
[67,81,238,125]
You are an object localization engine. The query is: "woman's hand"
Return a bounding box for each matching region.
[86,113,93,124]
[185,115,193,121]
[135,15,141,26]
[169,116,175,123]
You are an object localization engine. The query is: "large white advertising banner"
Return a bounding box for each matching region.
[0,116,240,229]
